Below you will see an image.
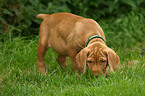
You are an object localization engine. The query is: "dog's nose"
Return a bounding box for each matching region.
[106,74,109,77]
[95,75,98,78]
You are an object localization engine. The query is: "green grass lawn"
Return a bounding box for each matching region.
[0,2,145,95]
[0,37,145,96]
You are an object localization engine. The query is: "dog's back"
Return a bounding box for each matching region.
[37,13,84,40]
[36,13,83,27]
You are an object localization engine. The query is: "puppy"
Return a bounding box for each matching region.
[36,13,120,76]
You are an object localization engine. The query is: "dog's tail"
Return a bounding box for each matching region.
[36,14,49,20]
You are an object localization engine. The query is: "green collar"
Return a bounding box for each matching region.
[85,35,105,47]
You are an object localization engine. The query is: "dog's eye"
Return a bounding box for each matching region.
[101,60,106,63]
[87,61,93,64]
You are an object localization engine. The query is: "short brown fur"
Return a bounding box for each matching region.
[36,13,120,76]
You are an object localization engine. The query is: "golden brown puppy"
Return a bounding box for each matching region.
[36,13,120,76]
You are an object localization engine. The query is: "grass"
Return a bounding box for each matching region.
[0,10,145,96]
[0,36,145,96]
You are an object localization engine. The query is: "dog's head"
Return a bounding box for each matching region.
[76,42,120,77]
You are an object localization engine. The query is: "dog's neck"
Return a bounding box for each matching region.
[85,35,105,47]
[88,38,105,46]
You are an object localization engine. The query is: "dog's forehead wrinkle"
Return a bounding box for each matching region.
[88,47,101,57]
[87,47,107,64]
[99,57,107,61]
[88,51,94,57]
[87,58,94,61]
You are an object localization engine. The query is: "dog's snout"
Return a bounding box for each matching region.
[106,74,109,77]
[95,75,98,78]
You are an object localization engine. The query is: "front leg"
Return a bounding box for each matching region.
[56,55,67,67]
[67,48,79,72]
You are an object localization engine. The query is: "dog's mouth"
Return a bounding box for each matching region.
[86,63,109,77]
[94,74,109,78]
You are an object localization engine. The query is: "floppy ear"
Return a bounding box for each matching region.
[76,48,88,74]
[107,49,120,73]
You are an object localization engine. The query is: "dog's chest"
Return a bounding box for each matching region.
[50,37,68,55]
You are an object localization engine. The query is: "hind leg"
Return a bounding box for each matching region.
[37,39,49,75]
[56,55,67,67]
